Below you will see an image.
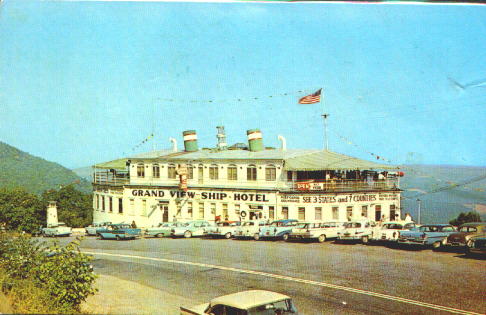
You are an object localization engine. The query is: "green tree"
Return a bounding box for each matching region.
[0,187,43,233]
[449,211,482,226]
[41,184,93,228]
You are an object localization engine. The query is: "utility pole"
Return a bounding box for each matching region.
[417,198,422,224]
[322,113,329,151]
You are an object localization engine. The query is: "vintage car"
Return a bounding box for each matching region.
[85,222,112,236]
[466,235,486,256]
[337,220,378,244]
[171,220,213,238]
[289,221,346,243]
[372,221,418,243]
[145,222,181,238]
[180,290,298,315]
[397,224,456,248]
[445,222,486,247]
[258,219,299,241]
[234,220,269,240]
[98,223,142,240]
[205,221,242,239]
[42,222,72,237]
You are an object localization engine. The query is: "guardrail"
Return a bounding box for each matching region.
[281,178,399,192]
[93,171,129,186]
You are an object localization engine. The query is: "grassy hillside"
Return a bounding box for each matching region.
[0,141,91,195]
[400,165,486,224]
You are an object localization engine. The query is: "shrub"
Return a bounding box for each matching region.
[449,211,482,226]
[0,234,97,313]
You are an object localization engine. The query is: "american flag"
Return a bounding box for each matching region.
[298,88,322,104]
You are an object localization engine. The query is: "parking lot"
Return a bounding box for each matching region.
[50,235,485,315]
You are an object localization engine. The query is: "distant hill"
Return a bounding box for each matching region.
[0,141,92,195]
[72,166,93,181]
[400,165,486,224]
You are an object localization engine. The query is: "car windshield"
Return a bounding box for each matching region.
[383,224,403,230]
[247,299,297,315]
[270,222,284,227]
[345,222,361,228]
[459,226,477,232]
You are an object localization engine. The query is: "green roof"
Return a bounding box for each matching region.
[93,158,128,170]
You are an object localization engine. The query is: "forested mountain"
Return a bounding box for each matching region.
[0,141,91,195]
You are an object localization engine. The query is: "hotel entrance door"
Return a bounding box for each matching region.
[159,202,169,222]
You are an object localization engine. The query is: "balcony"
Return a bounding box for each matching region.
[93,171,129,186]
[280,178,400,193]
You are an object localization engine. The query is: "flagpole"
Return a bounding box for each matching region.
[321,90,329,151]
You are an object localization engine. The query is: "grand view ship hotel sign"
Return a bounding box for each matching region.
[131,189,271,202]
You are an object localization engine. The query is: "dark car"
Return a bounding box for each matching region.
[466,235,486,256]
[445,222,486,247]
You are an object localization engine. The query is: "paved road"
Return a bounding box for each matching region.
[50,236,485,315]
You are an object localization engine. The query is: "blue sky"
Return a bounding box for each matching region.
[1,1,485,169]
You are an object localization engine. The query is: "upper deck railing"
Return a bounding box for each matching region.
[93,171,129,186]
[280,178,400,192]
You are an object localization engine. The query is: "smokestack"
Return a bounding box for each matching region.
[278,135,287,151]
[183,130,198,152]
[216,126,227,150]
[247,129,264,152]
[169,137,178,152]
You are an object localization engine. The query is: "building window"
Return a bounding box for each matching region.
[269,206,275,220]
[361,205,368,218]
[210,203,216,216]
[188,202,193,217]
[187,164,194,179]
[137,164,145,178]
[247,165,257,181]
[168,164,177,179]
[198,203,204,219]
[390,205,397,221]
[142,200,147,216]
[265,165,276,181]
[234,204,240,216]
[332,206,339,220]
[119,198,123,214]
[198,165,204,184]
[102,196,105,212]
[298,207,306,220]
[130,199,135,216]
[96,195,100,210]
[222,203,228,220]
[287,171,293,181]
[153,164,160,178]
[282,206,289,219]
[109,197,113,213]
[346,206,353,220]
[315,207,322,220]
[375,205,382,221]
[227,165,238,181]
[209,164,219,180]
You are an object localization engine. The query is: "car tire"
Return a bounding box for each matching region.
[432,241,442,250]
[282,233,289,241]
[318,235,326,243]
[156,233,163,238]
[253,233,260,241]
[116,235,121,241]
[184,231,192,238]
[224,232,232,239]
[362,236,369,244]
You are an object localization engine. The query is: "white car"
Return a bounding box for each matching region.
[180,290,298,315]
[171,220,213,238]
[85,221,112,236]
[42,222,72,237]
[373,221,418,242]
[337,220,378,244]
[289,221,346,243]
[234,220,269,240]
[205,221,241,239]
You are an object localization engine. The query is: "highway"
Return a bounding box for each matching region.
[52,236,485,315]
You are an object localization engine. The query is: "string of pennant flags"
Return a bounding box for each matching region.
[155,89,314,104]
[331,130,392,163]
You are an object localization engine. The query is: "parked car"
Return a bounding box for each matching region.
[205,221,241,239]
[398,224,456,249]
[180,290,298,315]
[445,222,486,247]
[85,222,112,236]
[145,222,180,238]
[171,220,213,238]
[337,220,378,244]
[258,219,299,241]
[98,223,141,240]
[373,221,418,243]
[466,235,486,256]
[42,222,72,237]
[234,220,269,240]
[289,221,346,243]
